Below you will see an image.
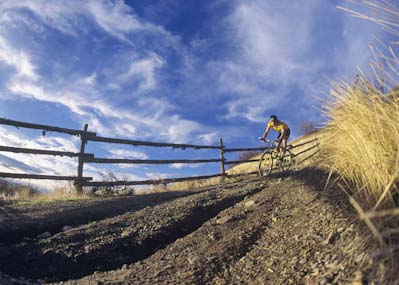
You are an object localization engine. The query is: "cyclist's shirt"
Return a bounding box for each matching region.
[267,121,289,133]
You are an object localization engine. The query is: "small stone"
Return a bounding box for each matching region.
[299,258,307,265]
[188,255,201,265]
[244,200,256,207]
[37,232,51,239]
[355,253,365,264]
[319,278,328,285]
[62,226,73,231]
[337,227,345,233]
[216,215,234,224]
[352,271,363,285]
[121,264,128,270]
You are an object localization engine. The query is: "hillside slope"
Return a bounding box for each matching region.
[0,168,387,284]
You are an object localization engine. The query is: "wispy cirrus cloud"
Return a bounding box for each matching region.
[0,0,392,190]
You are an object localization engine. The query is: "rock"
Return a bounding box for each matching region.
[337,227,345,233]
[355,253,365,264]
[354,271,363,283]
[121,264,128,270]
[188,255,201,265]
[244,200,256,207]
[216,215,234,224]
[321,232,338,245]
[319,277,329,285]
[37,232,51,239]
[62,226,73,231]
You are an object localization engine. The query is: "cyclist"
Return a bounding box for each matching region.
[260,115,291,159]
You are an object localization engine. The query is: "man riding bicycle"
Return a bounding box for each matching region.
[260,115,291,159]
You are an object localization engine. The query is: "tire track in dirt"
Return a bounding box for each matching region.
[0,190,207,245]
[64,179,295,285]
[0,180,265,283]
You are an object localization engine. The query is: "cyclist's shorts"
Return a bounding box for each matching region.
[277,128,291,141]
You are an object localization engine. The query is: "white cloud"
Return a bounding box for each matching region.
[0,0,172,41]
[119,54,164,92]
[0,36,38,80]
[207,0,383,121]
[108,149,148,160]
[170,163,201,170]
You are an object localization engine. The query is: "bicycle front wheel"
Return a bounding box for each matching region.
[279,150,293,172]
[258,151,274,177]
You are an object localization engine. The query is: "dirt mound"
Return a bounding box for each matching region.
[0,169,384,284]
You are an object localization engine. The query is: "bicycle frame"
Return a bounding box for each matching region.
[258,139,293,176]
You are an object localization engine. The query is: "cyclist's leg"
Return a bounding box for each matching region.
[281,129,290,159]
[281,138,287,159]
[275,132,282,154]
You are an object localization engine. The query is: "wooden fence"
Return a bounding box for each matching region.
[0,118,320,192]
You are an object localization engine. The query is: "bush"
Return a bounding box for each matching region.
[91,170,135,196]
[299,121,317,136]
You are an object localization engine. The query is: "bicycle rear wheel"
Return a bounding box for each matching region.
[258,151,274,176]
[279,150,293,172]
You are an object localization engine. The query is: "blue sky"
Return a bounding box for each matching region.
[0,0,393,189]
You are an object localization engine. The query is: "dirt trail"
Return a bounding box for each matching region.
[0,190,205,244]
[0,169,380,284]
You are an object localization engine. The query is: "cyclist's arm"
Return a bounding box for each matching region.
[261,126,271,140]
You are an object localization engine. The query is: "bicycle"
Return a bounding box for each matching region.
[258,139,293,176]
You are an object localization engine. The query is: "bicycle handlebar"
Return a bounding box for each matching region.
[259,137,276,143]
[258,137,277,145]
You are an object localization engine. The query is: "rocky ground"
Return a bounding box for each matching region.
[0,168,391,284]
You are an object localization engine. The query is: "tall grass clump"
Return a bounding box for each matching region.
[323,80,399,208]
[322,1,399,281]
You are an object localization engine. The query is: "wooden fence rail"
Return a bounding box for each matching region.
[0,118,96,137]
[88,135,220,150]
[82,173,223,187]
[0,117,321,191]
[0,172,92,181]
[0,146,94,158]
[84,158,222,164]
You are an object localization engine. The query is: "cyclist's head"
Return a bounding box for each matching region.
[269,115,278,123]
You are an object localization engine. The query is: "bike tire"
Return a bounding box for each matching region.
[279,149,293,172]
[258,151,274,177]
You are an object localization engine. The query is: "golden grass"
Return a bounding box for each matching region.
[322,80,399,209]
[320,1,399,282]
[2,182,91,206]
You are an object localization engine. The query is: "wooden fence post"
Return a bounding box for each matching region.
[76,124,88,194]
[219,138,225,182]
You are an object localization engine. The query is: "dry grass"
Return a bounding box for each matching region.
[1,181,91,206]
[322,80,399,208]
[320,1,399,282]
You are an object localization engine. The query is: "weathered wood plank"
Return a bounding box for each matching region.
[0,118,96,137]
[219,138,225,181]
[295,149,320,165]
[76,124,89,194]
[88,136,220,149]
[84,157,222,164]
[81,173,222,187]
[291,138,318,149]
[223,147,270,153]
[0,145,94,158]
[293,143,319,157]
[226,171,258,177]
[0,172,92,181]
[224,159,259,165]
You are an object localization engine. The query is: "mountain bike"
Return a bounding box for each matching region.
[258,139,293,176]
